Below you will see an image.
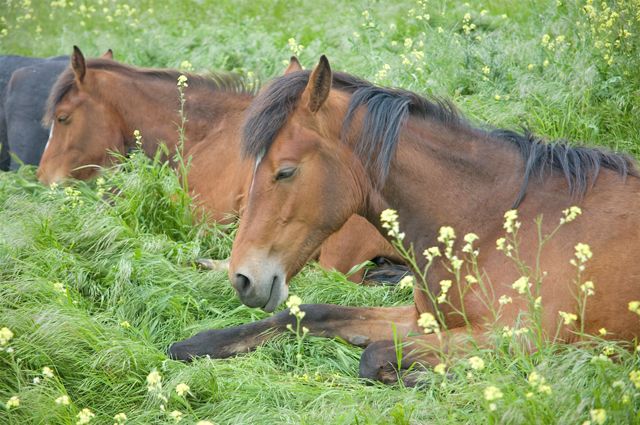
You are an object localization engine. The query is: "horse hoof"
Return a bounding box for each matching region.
[167,341,196,362]
[364,264,411,286]
[195,258,230,272]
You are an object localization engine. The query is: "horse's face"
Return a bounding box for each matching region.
[37,47,124,185]
[229,56,366,311]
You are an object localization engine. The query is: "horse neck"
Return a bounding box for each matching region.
[367,118,524,261]
[94,71,248,156]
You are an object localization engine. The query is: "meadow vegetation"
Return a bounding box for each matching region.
[1,0,640,423]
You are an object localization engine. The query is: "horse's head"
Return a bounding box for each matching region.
[37,46,125,184]
[229,56,370,311]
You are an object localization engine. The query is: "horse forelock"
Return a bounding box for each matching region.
[44,58,253,127]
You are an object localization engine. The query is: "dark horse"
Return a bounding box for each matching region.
[170,56,640,384]
[38,48,403,284]
[0,54,68,170]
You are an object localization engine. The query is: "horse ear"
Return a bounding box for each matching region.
[71,45,86,83]
[101,49,114,59]
[284,56,303,75]
[304,55,332,113]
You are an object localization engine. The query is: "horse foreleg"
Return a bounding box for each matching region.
[168,304,420,361]
[359,327,489,385]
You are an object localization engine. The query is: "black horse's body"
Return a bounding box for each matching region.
[0,55,67,170]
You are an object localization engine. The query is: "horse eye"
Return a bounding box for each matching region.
[57,115,69,124]
[275,167,297,181]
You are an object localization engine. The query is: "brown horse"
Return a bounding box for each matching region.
[37,47,402,283]
[169,55,640,384]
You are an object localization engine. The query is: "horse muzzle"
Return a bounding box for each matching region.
[230,255,288,312]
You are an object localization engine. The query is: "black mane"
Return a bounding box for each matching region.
[44,58,252,125]
[243,70,636,205]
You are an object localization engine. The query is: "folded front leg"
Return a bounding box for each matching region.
[169,304,420,361]
[359,326,490,385]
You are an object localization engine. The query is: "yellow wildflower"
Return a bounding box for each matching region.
[590,409,606,425]
[55,395,70,405]
[170,411,183,423]
[175,383,190,397]
[114,413,127,424]
[286,295,305,319]
[146,369,162,392]
[503,210,519,233]
[76,408,95,424]
[397,276,414,289]
[484,385,503,401]
[42,366,54,378]
[437,280,452,303]
[434,363,446,375]
[0,327,14,346]
[417,312,439,334]
[512,276,530,295]
[559,311,578,325]
[628,301,640,315]
[469,356,485,370]
[5,396,19,409]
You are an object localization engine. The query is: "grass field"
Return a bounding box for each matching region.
[2,0,640,424]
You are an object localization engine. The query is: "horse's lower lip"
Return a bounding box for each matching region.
[262,275,281,312]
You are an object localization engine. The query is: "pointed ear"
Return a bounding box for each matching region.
[284,56,303,75]
[71,46,86,83]
[101,48,114,59]
[303,55,332,113]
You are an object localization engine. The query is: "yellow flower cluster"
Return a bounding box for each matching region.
[590,408,607,425]
[380,209,405,241]
[503,210,520,234]
[55,395,70,405]
[528,371,552,395]
[628,300,640,315]
[175,383,190,397]
[397,275,414,289]
[113,412,127,424]
[511,276,530,295]
[434,363,446,375]
[558,311,578,325]
[468,356,485,370]
[462,12,476,35]
[5,396,19,409]
[146,369,162,392]
[0,327,14,346]
[437,280,452,303]
[561,206,582,224]
[177,75,188,89]
[286,295,305,320]
[417,312,439,334]
[484,385,503,411]
[423,246,441,262]
[574,243,593,263]
[170,410,183,422]
[462,233,479,254]
[76,408,95,424]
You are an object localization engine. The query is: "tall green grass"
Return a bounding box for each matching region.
[1,0,640,423]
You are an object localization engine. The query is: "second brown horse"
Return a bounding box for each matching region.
[37,47,403,283]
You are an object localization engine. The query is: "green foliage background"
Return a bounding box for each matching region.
[1,0,640,423]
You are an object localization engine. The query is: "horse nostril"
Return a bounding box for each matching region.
[233,273,252,295]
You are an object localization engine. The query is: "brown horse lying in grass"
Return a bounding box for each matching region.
[170,55,640,384]
[37,47,403,283]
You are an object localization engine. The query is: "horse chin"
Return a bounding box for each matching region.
[262,276,288,313]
